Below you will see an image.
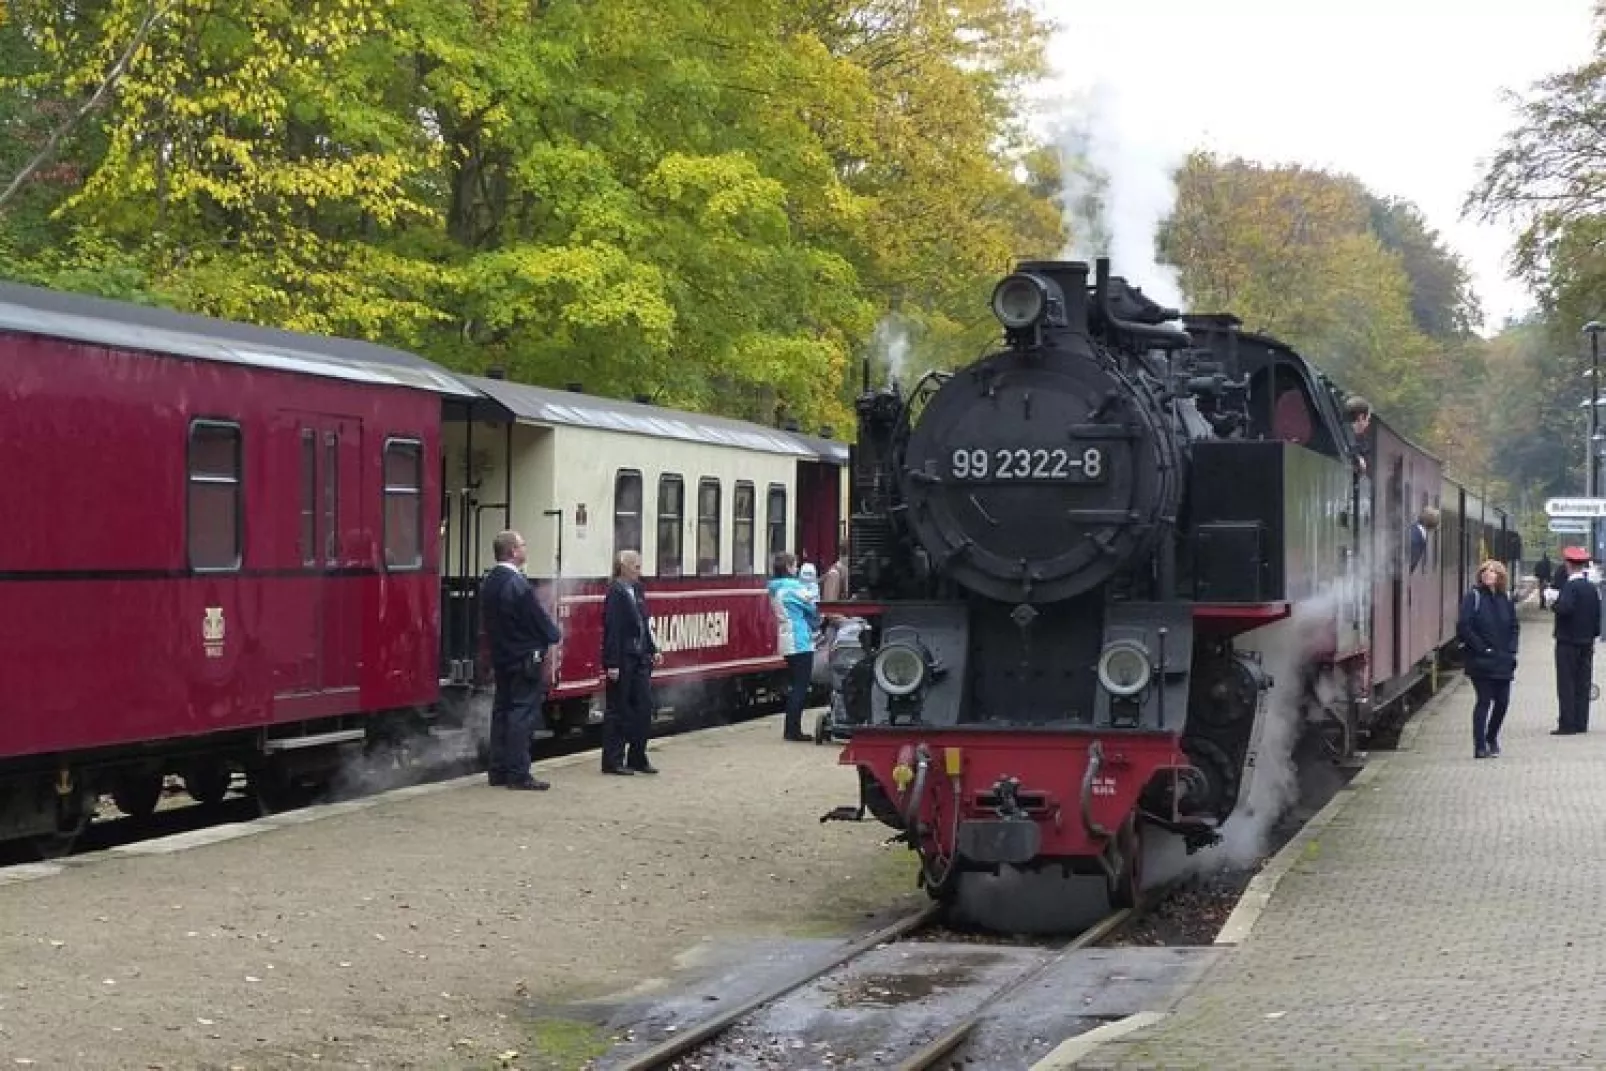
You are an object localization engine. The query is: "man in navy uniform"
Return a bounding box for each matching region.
[1552,545,1601,735]
[601,549,662,775]
[481,530,563,789]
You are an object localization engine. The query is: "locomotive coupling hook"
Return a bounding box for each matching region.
[1080,741,1112,840]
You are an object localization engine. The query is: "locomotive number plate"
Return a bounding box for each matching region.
[948,446,1107,483]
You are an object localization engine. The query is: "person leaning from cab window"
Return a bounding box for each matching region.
[480,530,563,791]
[1457,559,1518,759]
[601,549,662,775]
[768,552,820,742]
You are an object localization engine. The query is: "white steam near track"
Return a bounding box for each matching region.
[1146,553,1375,886]
[1049,80,1185,313]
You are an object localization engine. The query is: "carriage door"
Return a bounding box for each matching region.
[296,415,363,701]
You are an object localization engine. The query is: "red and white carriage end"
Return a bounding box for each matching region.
[438,374,848,734]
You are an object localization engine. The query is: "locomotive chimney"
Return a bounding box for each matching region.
[1014,260,1089,332]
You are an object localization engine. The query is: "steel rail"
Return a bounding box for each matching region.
[610,901,944,1071]
[893,906,1133,1071]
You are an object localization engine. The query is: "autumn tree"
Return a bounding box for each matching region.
[0,0,1063,433]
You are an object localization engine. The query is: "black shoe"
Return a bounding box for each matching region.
[1488,742,1501,757]
[628,763,659,775]
[507,779,549,791]
[1475,748,1489,759]
[1552,728,1578,735]
[601,765,635,776]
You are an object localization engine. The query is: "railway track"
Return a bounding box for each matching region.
[605,900,1135,1071]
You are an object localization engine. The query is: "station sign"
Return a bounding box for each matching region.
[1544,497,1606,518]
[1550,518,1593,534]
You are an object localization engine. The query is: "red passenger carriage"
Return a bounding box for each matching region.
[0,283,470,848]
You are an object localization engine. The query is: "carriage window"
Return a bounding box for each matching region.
[383,439,423,570]
[733,481,755,575]
[299,430,316,567]
[697,478,722,576]
[766,484,787,559]
[324,432,340,565]
[614,469,643,557]
[657,474,684,577]
[189,421,242,571]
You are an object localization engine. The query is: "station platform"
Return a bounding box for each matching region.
[1075,606,1604,1070]
[0,714,921,1071]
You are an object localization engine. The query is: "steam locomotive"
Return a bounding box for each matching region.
[827,258,1514,907]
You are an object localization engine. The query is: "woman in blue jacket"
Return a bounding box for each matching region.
[1457,560,1519,758]
[768,552,820,742]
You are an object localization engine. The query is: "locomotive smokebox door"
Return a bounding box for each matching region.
[1092,603,1194,731]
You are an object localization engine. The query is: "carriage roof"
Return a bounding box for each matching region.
[465,374,850,463]
[0,281,477,398]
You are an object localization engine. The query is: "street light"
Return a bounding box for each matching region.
[1586,321,1605,559]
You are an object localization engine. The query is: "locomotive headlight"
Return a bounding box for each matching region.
[991,273,1048,330]
[1097,641,1152,697]
[873,643,928,697]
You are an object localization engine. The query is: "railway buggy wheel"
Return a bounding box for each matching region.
[183,762,232,806]
[112,771,163,820]
[1105,815,1143,910]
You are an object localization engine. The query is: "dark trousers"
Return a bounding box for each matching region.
[783,651,813,737]
[1555,642,1595,732]
[1471,676,1511,751]
[603,660,653,769]
[491,667,546,784]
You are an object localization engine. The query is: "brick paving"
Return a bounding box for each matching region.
[1081,610,1606,1070]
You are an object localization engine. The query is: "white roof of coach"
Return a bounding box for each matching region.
[0,281,478,398]
[467,375,850,463]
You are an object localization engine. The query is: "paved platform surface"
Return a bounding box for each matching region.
[1080,610,1606,1070]
[0,712,921,1071]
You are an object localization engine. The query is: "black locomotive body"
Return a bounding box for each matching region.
[833,258,1370,905]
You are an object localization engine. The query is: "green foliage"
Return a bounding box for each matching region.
[0,0,1063,433]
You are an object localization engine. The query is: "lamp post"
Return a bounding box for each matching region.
[1587,321,1605,561]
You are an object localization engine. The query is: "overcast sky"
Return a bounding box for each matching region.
[1040,0,1598,333]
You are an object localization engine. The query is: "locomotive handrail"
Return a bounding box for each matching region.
[1080,739,1112,840]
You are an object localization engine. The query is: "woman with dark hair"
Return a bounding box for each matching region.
[767,551,819,742]
[1457,559,1519,759]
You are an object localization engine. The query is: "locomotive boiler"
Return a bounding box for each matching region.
[831,258,1366,907]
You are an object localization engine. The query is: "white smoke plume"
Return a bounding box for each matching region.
[870,314,914,388]
[1050,81,1185,312]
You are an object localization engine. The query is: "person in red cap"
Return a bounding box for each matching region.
[1551,545,1601,735]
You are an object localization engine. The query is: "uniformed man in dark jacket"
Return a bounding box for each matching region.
[601,549,661,775]
[1535,552,1554,609]
[481,530,564,789]
[1552,545,1601,735]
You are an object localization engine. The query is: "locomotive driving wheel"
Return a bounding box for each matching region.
[1105,814,1143,910]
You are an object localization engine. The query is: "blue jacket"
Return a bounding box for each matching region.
[767,576,819,656]
[1457,584,1518,681]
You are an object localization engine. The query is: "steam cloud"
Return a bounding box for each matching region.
[1146,551,1377,885]
[1050,81,1185,312]
[870,314,913,387]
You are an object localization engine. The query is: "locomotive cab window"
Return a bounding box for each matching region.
[766,483,787,557]
[383,438,424,571]
[657,474,684,577]
[614,469,643,558]
[188,420,242,572]
[733,481,755,575]
[697,478,721,576]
